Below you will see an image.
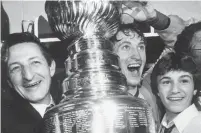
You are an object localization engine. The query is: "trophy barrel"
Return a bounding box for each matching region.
[44,92,155,133]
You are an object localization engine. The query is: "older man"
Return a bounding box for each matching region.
[1,32,61,133]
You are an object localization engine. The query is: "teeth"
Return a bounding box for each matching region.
[25,81,41,88]
[127,64,141,72]
[128,64,140,68]
[168,97,183,101]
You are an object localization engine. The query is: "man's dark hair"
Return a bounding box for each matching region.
[175,21,201,57]
[1,32,53,66]
[110,23,147,47]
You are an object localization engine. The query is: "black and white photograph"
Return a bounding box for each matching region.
[1,1,201,133]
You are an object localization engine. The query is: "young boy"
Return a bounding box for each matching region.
[150,52,201,133]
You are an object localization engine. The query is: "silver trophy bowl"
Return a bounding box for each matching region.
[45,0,119,41]
[44,1,156,133]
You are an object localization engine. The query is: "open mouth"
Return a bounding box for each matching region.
[168,97,184,101]
[127,64,141,72]
[24,81,41,88]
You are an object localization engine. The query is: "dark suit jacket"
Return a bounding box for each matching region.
[1,81,62,133]
[2,89,43,133]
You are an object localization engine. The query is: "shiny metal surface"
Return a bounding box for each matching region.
[62,69,127,92]
[67,37,114,57]
[45,0,119,41]
[44,0,156,133]
[44,94,155,133]
[65,49,120,72]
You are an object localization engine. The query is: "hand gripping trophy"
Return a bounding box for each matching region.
[43,1,156,133]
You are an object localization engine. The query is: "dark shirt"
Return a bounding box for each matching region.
[1,81,62,133]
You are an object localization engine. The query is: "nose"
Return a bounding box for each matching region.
[22,66,34,81]
[171,82,180,94]
[130,47,141,60]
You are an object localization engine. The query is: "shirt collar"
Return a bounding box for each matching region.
[161,104,199,133]
[128,89,145,99]
[30,95,55,118]
[161,115,173,128]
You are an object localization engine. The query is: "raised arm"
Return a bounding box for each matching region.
[118,1,195,47]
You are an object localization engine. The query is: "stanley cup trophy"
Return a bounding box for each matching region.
[44,1,156,133]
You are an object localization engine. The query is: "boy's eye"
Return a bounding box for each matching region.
[161,80,170,85]
[32,61,41,65]
[181,79,189,84]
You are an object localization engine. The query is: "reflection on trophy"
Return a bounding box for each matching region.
[44,1,155,133]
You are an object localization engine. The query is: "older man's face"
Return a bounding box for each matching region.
[113,30,146,87]
[7,42,55,104]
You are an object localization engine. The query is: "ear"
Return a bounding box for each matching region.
[193,89,197,96]
[49,60,56,77]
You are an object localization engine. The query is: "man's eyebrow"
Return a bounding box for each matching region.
[159,76,170,81]
[8,62,19,68]
[119,41,131,45]
[138,41,145,45]
[180,75,192,79]
[8,57,42,67]
[29,56,45,61]
[29,56,40,60]
[115,41,130,48]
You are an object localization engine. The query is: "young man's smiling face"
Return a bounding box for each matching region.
[7,42,55,104]
[157,70,197,114]
[113,29,146,87]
